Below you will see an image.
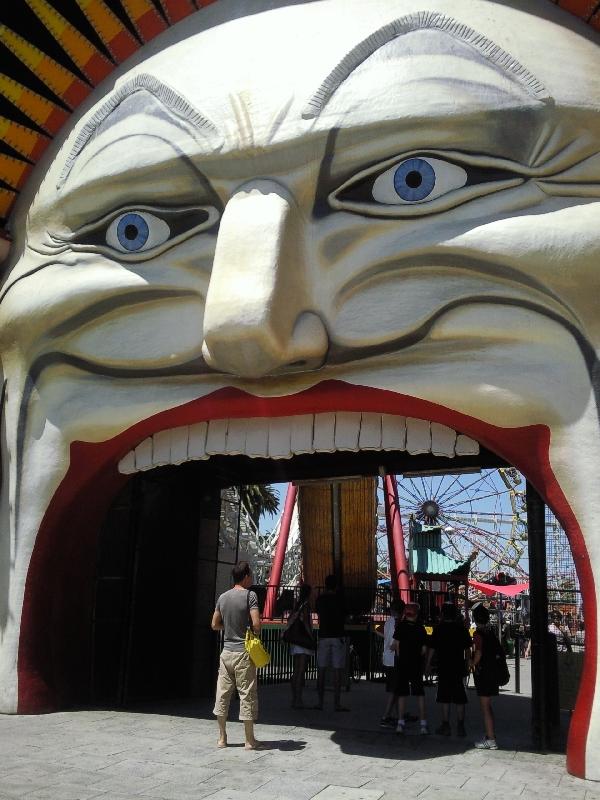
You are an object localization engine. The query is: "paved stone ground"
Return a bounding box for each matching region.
[1,659,598,800]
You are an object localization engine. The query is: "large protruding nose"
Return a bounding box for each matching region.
[202,180,328,378]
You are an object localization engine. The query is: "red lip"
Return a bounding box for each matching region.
[18,379,596,777]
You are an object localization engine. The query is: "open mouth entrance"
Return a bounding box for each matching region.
[18,386,595,780]
[86,415,582,755]
[91,428,502,708]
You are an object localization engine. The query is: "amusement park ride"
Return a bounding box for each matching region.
[383,467,529,582]
[249,467,575,602]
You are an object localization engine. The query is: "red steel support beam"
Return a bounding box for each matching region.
[263,483,298,619]
[383,474,410,602]
[384,483,399,601]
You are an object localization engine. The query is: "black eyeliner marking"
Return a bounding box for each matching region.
[312,127,340,220]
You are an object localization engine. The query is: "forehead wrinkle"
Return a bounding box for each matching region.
[302,10,551,120]
[58,73,222,191]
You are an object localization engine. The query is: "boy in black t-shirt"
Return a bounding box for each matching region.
[426,603,472,737]
[393,602,429,735]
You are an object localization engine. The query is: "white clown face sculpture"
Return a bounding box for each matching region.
[0,0,600,779]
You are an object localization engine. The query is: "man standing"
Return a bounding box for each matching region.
[211,561,262,749]
[426,603,472,737]
[315,574,348,711]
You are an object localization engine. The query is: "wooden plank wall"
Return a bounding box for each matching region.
[298,478,377,590]
[341,477,377,589]
[298,483,332,590]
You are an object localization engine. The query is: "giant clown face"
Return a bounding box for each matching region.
[0,0,600,780]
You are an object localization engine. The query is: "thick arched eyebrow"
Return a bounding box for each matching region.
[302,11,551,120]
[58,73,221,190]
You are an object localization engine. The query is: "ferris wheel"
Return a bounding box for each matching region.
[378,468,529,581]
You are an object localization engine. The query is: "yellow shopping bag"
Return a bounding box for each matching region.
[245,628,271,668]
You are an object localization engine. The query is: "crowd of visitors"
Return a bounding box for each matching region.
[211,564,508,751]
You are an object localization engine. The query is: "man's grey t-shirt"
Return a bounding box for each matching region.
[216,588,259,652]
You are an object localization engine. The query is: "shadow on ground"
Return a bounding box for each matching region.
[123,669,570,765]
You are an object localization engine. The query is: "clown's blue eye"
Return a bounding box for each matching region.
[393,158,436,201]
[330,153,522,217]
[106,210,170,253]
[371,156,468,206]
[117,213,149,250]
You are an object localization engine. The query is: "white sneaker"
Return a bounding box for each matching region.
[474,738,498,750]
[420,722,429,735]
[395,722,405,735]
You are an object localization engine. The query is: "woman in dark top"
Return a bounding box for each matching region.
[288,584,315,708]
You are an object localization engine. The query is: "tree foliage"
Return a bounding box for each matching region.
[240,484,280,527]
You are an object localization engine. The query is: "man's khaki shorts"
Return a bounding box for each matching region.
[213,649,258,721]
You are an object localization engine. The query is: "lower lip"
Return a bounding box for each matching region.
[18,378,596,777]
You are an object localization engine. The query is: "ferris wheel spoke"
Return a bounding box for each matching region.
[396,483,424,505]
[451,521,514,543]
[396,487,425,510]
[471,536,518,568]
[436,472,492,505]
[439,514,515,543]
[480,472,502,493]
[443,482,511,509]
[431,473,465,504]
[396,481,428,508]
[431,474,446,502]
[443,510,518,518]
[419,475,431,502]
[441,487,513,511]
[444,533,469,560]
[403,477,428,505]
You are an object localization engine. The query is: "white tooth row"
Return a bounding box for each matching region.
[118,413,479,474]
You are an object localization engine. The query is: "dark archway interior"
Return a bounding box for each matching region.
[92,466,222,706]
[92,446,508,706]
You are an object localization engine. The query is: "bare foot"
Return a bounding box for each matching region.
[217,739,227,748]
[245,740,264,750]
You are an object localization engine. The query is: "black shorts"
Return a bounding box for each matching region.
[384,666,397,693]
[436,674,467,705]
[395,670,424,697]
[474,672,499,697]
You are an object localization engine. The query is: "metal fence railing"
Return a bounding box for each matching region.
[547,588,585,650]
[255,584,471,624]
[257,624,318,684]
[255,623,385,686]
[253,584,393,621]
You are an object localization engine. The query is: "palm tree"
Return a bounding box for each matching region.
[239,484,280,528]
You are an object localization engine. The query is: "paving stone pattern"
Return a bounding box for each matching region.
[1,660,599,800]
